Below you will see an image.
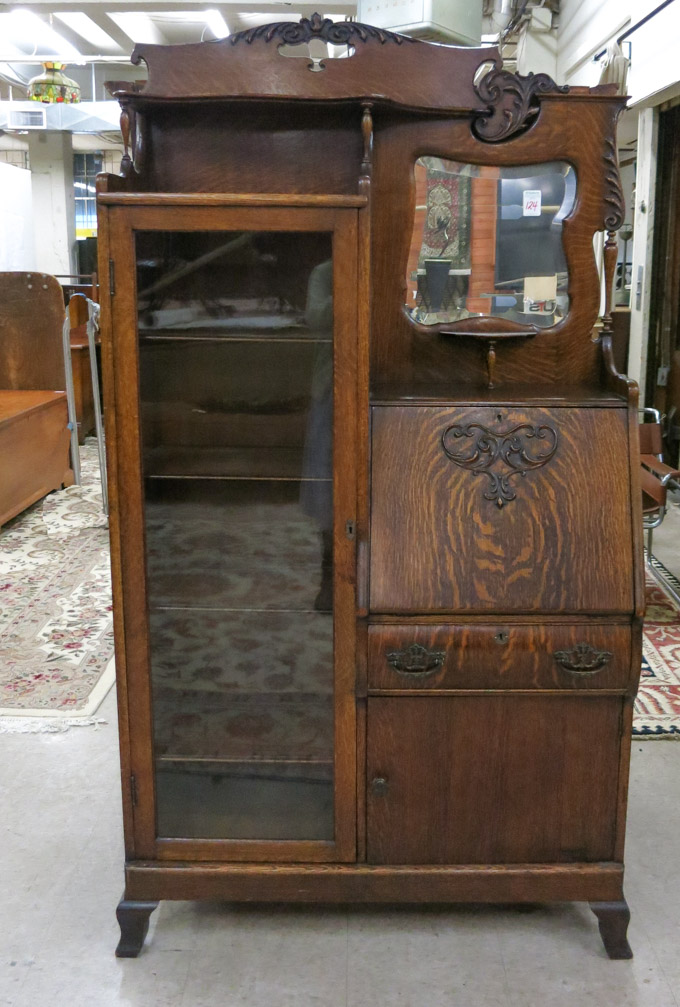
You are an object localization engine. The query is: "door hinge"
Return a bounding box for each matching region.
[130,774,138,807]
[345,519,356,540]
[109,258,116,295]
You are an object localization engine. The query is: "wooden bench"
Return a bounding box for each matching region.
[0,390,73,528]
[69,293,99,444]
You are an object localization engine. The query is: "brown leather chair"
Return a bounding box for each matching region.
[640,407,680,558]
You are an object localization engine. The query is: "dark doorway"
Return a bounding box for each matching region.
[647,102,680,461]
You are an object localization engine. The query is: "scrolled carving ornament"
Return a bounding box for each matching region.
[229,12,415,47]
[603,135,625,231]
[442,421,559,508]
[473,69,569,142]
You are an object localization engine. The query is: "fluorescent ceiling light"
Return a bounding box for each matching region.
[0,32,26,60]
[204,9,230,39]
[3,9,80,59]
[108,12,162,45]
[53,12,124,52]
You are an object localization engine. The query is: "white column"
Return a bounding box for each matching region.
[627,106,657,402]
[27,131,76,277]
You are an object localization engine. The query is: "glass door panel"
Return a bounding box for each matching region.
[136,228,335,841]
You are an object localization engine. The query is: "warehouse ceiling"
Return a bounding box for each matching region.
[0,3,357,63]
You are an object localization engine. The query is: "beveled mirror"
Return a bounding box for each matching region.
[405,157,576,329]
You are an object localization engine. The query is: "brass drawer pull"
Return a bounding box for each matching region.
[553,642,613,675]
[386,643,445,676]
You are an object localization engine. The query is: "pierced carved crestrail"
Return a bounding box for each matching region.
[441,421,559,508]
[229,12,416,47]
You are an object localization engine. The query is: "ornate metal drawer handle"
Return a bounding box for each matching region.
[386,643,446,676]
[553,642,613,675]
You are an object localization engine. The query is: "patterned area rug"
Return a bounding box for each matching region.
[2,438,678,741]
[0,440,114,722]
[636,556,680,737]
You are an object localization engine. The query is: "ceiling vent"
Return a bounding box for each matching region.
[7,107,47,129]
[357,0,482,45]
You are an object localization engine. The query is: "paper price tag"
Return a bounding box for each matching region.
[523,190,542,216]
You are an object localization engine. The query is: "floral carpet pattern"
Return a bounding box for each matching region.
[0,441,114,717]
[635,556,680,737]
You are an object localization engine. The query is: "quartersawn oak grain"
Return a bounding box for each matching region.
[367,623,634,692]
[370,406,634,614]
[366,695,622,865]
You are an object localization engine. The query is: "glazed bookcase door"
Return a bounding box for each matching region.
[107,203,357,862]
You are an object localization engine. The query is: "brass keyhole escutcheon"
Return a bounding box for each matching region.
[495,631,509,645]
[371,777,389,797]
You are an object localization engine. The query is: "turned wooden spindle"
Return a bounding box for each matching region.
[119,104,133,177]
[360,102,374,181]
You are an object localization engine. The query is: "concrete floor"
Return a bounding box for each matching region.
[2,511,680,1006]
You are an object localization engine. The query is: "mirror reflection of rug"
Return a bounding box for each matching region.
[636,557,680,737]
[0,440,114,719]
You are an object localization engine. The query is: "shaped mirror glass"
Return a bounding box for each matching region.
[405,157,576,328]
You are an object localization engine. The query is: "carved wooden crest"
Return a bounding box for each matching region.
[442,421,559,507]
[229,12,415,47]
[473,69,569,142]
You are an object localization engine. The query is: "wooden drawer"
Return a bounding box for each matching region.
[370,406,634,614]
[368,623,633,691]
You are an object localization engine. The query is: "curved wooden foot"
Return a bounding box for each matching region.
[590,900,633,959]
[115,897,158,958]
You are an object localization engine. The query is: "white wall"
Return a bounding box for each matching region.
[27,131,76,277]
[0,162,35,269]
[627,0,680,106]
[628,107,657,391]
[555,0,680,401]
[557,0,629,85]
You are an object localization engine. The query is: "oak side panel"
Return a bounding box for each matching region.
[97,202,137,860]
[108,207,158,859]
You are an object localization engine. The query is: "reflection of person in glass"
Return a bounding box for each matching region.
[300,259,333,611]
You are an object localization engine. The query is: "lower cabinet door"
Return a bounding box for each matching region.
[366,696,623,865]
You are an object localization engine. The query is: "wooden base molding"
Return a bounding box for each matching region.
[125,862,624,905]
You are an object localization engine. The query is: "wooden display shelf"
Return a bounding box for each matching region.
[370,382,628,407]
[144,445,308,480]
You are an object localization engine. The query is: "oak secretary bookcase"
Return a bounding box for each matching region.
[97,15,642,959]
